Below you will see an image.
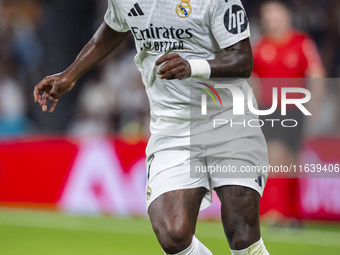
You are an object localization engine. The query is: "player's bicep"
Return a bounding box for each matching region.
[223,37,252,55]
[209,38,253,78]
[223,38,253,68]
[210,0,250,49]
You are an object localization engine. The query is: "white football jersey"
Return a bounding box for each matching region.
[105,0,254,136]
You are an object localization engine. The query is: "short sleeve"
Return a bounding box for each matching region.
[301,37,323,72]
[210,0,250,49]
[105,0,130,32]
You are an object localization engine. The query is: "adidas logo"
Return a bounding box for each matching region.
[128,3,144,17]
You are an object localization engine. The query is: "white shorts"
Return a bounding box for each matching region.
[145,114,269,211]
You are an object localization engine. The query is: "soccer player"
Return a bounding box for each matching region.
[34,0,270,254]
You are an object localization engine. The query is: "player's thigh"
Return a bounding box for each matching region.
[145,148,210,238]
[215,185,261,225]
[148,187,206,236]
[207,158,264,249]
[214,185,261,249]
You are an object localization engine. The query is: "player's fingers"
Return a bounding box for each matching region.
[33,86,41,103]
[38,91,48,105]
[34,81,47,103]
[160,65,185,80]
[158,58,182,75]
[41,92,50,112]
[174,71,188,80]
[49,97,59,113]
[34,77,54,102]
[155,53,180,66]
[163,65,184,80]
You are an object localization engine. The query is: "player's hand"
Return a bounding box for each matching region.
[33,72,76,113]
[155,53,191,80]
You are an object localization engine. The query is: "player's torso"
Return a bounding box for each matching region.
[107,0,252,135]
[111,0,221,122]
[114,0,217,55]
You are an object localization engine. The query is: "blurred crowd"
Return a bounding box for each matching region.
[0,0,339,137]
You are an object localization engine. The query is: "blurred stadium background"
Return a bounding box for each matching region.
[0,0,340,254]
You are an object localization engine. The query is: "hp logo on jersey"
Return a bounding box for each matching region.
[224,5,248,34]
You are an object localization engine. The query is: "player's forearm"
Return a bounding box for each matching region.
[64,22,130,82]
[208,38,253,79]
[156,39,253,80]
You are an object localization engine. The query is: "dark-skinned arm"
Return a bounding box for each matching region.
[33,22,130,112]
[156,38,253,80]
[208,38,253,78]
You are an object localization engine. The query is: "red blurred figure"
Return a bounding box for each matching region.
[253,1,325,223]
